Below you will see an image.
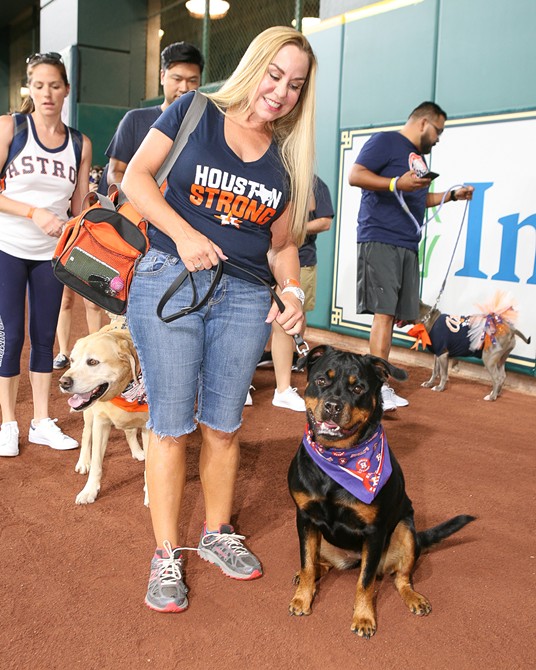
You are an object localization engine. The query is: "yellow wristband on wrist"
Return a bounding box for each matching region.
[389,177,397,192]
[26,206,36,219]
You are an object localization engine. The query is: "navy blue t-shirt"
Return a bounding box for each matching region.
[355,131,429,252]
[98,106,163,194]
[150,92,289,283]
[299,176,334,267]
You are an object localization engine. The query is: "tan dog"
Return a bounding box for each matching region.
[59,324,148,504]
[410,300,531,401]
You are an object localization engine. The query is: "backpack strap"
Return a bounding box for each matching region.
[0,113,29,180]
[70,127,83,172]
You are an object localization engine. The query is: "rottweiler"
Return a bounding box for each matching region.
[288,345,475,638]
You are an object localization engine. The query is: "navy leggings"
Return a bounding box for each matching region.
[0,249,64,377]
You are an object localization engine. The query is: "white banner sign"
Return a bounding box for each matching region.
[334,113,536,371]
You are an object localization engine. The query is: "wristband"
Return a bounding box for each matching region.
[282,278,301,289]
[27,206,36,219]
[450,189,458,202]
[282,286,305,305]
[389,177,398,192]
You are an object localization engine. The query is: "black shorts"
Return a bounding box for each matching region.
[355,241,419,321]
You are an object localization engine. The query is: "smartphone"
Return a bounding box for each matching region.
[66,247,120,283]
[421,171,439,181]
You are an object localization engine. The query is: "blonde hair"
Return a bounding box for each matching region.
[207,26,317,246]
[21,55,69,114]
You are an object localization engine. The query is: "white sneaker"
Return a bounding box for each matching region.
[272,387,306,412]
[244,385,255,406]
[28,418,79,451]
[0,421,19,457]
[381,385,397,412]
[393,390,409,407]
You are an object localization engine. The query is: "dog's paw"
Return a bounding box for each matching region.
[483,393,497,401]
[289,595,312,616]
[421,381,434,388]
[131,449,145,462]
[407,592,432,616]
[75,461,90,475]
[431,384,446,392]
[75,486,100,505]
[351,615,377,639]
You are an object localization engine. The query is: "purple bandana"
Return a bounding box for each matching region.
[303,424,392,503]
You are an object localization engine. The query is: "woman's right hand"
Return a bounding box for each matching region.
[175,228,227,272]
[31,208,65,238]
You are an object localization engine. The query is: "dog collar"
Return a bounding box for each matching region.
[109,373,148,412]
[302,424,392,504]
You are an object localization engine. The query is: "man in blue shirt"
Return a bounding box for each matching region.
[99,41,203,191]
[349,101,473,411]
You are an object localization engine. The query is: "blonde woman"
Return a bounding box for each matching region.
[0,52,91,457]
[122,26,317,612]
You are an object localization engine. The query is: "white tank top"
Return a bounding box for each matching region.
[0,114,79,260]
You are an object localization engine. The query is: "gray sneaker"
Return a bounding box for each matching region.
[198,524,262,580]
[145,540,189,613]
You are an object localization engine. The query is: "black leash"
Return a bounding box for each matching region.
[156,258,309,356]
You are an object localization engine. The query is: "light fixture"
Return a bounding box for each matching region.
[292,16,321,29]
[20,85,29,97]
[158,29,165,39]
[185,0,230,20]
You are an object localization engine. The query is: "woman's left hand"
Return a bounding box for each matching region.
[266,292,304,335]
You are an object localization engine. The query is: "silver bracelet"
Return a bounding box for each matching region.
[281,285,305,305]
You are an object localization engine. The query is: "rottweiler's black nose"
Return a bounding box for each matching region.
[324,399,342,418]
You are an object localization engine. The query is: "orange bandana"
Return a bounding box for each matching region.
[407,323,432,350]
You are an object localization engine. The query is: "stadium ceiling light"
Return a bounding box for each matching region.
[185,0,230,20]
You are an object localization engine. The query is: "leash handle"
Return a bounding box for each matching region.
[156,258,309,355]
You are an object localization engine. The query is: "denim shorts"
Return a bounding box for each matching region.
[127,250,271,436]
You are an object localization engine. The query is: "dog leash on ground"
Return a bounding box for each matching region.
[156,257,310,357]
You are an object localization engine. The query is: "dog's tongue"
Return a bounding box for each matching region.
[320,421,340,431]
[68,392,92,409]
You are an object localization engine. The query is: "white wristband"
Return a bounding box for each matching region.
[282,286,305,305]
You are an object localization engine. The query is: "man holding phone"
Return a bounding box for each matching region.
[349,101,474,411]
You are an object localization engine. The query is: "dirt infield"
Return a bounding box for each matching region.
[1,300,534,670]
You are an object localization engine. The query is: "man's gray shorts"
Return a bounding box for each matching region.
[356,242,419,321]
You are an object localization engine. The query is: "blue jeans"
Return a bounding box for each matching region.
[128,250,271,436]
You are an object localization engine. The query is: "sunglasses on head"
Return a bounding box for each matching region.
[26,52,63,65]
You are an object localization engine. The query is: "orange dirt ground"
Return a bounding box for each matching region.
[1,299,534,670]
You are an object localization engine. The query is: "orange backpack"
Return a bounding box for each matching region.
[52,193,149,314]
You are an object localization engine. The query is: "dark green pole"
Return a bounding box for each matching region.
[295,0,303,32]
[202,0,211,85]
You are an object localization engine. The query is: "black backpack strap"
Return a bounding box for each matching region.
[70,127,83,172]
[0,113,29,180]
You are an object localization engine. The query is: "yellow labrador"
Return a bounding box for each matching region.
[59,324,148,504]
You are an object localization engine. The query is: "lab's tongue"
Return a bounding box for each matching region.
[68,392,92,409]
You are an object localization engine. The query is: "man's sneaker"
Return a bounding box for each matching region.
[244,385,254,407]
[0,422,19,457]
[272,386,306,412]
[393,390,409,407]
[198,523,262,580]
[28,418,79,450]
[381,384,400,412]
[145,540,189,613]
[53,353,69,370]
[256,350,273,368]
